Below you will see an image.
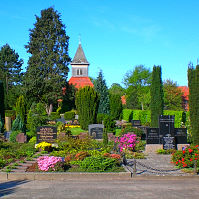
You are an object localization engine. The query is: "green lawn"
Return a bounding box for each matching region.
[70,127,87,135]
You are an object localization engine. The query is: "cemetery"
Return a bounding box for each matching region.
[0,7,199,180]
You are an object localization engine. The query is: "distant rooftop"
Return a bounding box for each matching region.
[71,43,89,65]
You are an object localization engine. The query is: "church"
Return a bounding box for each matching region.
[68,42,94,89]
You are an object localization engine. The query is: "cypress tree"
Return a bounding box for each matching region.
[188,63,199,145]
[75,86,99,130]
[0,80,5,133]
[150,65,164,127]
[94,70,110,114]
[16,95,26,124]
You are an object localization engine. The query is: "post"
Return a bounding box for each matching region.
[133,159,136,177]
[194,159,197,175]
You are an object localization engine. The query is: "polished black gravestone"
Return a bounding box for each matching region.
[88,124,104,139]
[146,128,160,144]
[174,128,187,144]
[163,136,176,150]
[36,126,57,143]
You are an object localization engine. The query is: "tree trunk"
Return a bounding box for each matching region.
[46,104,53,116]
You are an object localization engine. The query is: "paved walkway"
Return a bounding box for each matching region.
[126,153,192,176]
[0,177,199,199]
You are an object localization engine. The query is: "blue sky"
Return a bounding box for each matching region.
[0,0,199,88]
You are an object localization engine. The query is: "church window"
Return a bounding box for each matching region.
[77,69,83,76]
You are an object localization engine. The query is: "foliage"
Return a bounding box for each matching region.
[49,112,60,120]
[5,110,16,118]
[9,130,20,143]
[12,114,25,132]
[103,115,116,133]
[122,109,133,122]
[74,151,89,161]
[188,64,199,145]
[163,79,183,110]
[16,95,26,124]
[24,7,71,115]
[156,149,176,154]
[79,156,118,172]
[0,44,23,109]
[109,93,123,120]
[115,133,138,152]
[132,110,151,126]
[96,113,107,124]
[123,65,152,110]
[64,110,75,120]
[121,125,143,138]
[103,129,108,146]
[36,142,52,151]
[27,102,47,135]
[75,86,99,130]
[171,145,199,168]
[150,65,164,127]
[94,70,110,114]
[164,110,184,128]
[29,136,36,144]
[0,81,5,133]
[109,83,125,96]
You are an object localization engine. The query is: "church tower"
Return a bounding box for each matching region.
[69,42,94,89]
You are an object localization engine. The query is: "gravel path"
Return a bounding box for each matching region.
[126,153,192,176]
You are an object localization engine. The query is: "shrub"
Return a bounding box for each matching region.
[10,130,21,143]
[5,110,16,119]
[16,95,26,124]
[79,156,117,172]
[122,109,133,122]
[74,151,89,161]
[115,133,138,152]
[171,145,199,168]
[12,114,25,132]
[36,142,52,151]
[121,125,143,137]
[103,115,116,133]
[49,112,60,120]
[29,136,36,144]
[96,113,107,124]
[64,111,75,120]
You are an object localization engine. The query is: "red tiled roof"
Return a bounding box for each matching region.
[178,86,189,100]
[69,77,94,89]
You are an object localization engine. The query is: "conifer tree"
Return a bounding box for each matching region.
[0,80,5,133]
[24,7,70,115]
[75,86,99,130]
[94,70,110,114]
[188,63,199,145]
[150,65,164,127]
[16,95,26,124]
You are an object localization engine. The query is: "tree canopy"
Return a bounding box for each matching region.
[24,7,71,114]
[123,65,151,110]
[109,83,125,97]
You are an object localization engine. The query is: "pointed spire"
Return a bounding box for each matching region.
[71,41,89,65]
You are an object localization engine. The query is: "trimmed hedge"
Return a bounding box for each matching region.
[123,109,186,127]
[64,111,75,120]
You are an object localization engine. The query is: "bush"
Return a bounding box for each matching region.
[103,115,116,133]
[164,110,184,128]
[132,110,151,126]
[10,130,21,143]
[64,111,75,120]
[97,113,107,124]
[121,125,143,137]
[49,112,60,120]
[122,109,133,122]
[29,136,36,144]
[5,110,16,119]
[171,145,199,168]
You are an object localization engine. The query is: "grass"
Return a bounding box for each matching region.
[70,127,87,135]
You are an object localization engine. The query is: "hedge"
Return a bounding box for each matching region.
[64,111,75,120]
[123,109,186,127]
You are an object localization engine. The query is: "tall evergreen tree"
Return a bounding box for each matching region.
[75,86,99,130]
[94,70,110,114]
[0,80,5,133]
[188,63,199,145]
[150,65,164,127]
[0,44,23,109]
[24,7,71,115]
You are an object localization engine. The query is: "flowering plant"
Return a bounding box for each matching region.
[36,142,52,151]
[37,156,64,171]
[115,133,138,152]
[171,145,199,168]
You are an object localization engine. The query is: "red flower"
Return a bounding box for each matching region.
[190,158,193,161]
[188,149,193,153]
[182,158,185,161]
[176,161,178,165]
[183,150,186,154]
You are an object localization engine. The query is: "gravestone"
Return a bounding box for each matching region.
[16,133,27,143]
[4,131,11,140]
[131,120,141,127]
[163,136,176,150]
[88,124,104,139]
[174,128,187,144]
[146,128,160,144]
[36,126,57,143]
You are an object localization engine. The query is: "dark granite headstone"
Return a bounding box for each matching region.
[16,133,27,143]
[131,120,141,127]
[36,126,57,143]
[159,115,175,143]
[146,128,160,144]
[88,124,104,139]
[174,128,187,144]
[163,136,175,150]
